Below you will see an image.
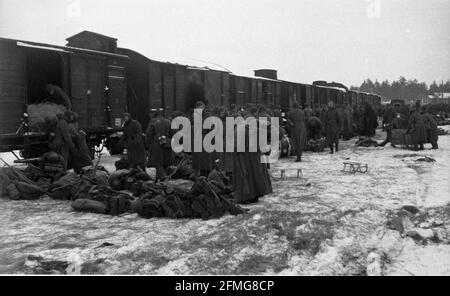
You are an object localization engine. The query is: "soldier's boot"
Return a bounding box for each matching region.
[296,150,302,162]
[380,139,388,147]
[335,143,339,152]
[432,142,439,150]
[329,146,334,154]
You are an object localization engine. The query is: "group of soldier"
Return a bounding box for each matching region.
[117,102,274,204]
[47,97,440,205]
[286,101,379,158]
[49,111,93,173]
[380,102,439,150]
[115,99,388,203]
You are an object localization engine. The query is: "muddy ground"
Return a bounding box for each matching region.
[1,127,449,275]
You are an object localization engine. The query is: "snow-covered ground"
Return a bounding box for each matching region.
[0,128,449,275]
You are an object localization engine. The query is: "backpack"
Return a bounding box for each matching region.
[105,194,130,216]
[138,194,166,219]
[160,195,187,219]
[191,194,211,220]
[14,181,45,200]
[72,198,107,214]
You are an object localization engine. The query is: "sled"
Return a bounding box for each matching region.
[342,162,368,174]
[391,129,415,150]
[271,168,303,179]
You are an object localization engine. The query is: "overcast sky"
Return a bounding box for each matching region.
[1,0,449,86]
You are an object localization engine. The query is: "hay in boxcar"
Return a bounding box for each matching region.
[27,103,67,133]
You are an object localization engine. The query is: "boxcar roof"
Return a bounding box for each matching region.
[66,30,118,41]
[119,47,231,73]
[0,37,128,59]
[315,85,347,93]
[230,73,280,83]
[279,80,314,87]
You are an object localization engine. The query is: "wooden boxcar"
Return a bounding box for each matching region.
[0,31,129,155]
[229,74,252,107]
[120,47,231,128]
[280,81,314,111]
[229,74,281,107]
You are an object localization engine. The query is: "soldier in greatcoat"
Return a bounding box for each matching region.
[287,102,307,162]
[146,109,174,181]
[191,101,213,177]
[232,119,272,205]
[408,108,427,151]
[422,107,439,149]
[50,113,75,170]
[118,113,146,170]
[324,101,341,154]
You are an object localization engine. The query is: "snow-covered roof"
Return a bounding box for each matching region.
[230,73,280,82]
[17,41,73,53]
[0,37,129,59]
[315,85,347,93]
[127,50,232,72]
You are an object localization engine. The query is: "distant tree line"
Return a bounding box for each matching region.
[351,77,450,102]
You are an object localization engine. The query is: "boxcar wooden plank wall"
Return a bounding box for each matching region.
[205,70,221,106]
[175,65,186,112]
[0,41,26,134]
[107,63,127,129]
[70,55,105,129]
[70,56,89,127]
[149,61,163,111]
[162,63,176,112]
[222,73,230,107]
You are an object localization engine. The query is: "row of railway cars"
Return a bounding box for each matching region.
[0,31,382,157]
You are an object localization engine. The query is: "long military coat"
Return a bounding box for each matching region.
[120,119,146,168]
[422,113,438,144]
[287,108,307,151]
[408,112,427,144]
[324,108,341,144]
[146,116,174,167]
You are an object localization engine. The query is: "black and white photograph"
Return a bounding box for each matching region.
[0,0,449,281]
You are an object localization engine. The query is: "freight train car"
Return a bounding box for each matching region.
[229,73,281,108]
[0,31,129,157]
[120,47,231,128]
[0,30,386,158]
[280,81,314,111]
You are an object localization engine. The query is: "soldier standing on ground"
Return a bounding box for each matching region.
[362,103,378,138]
[408,108,427,151]
[191,101,213,177]
[422,107,439,150]
[380,104,395,147]
[118,113,146,170]
[287,102,307,162]
[324,101,341,154]
[50,113,75,170]
[146,109,174,181]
